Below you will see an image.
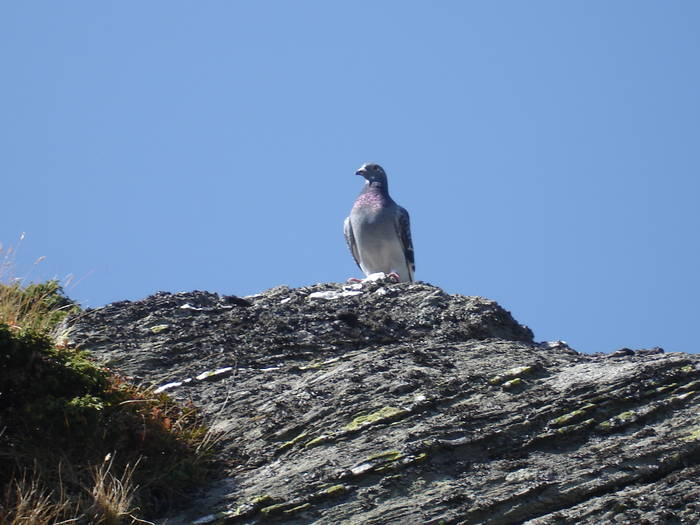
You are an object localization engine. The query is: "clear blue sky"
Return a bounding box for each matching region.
[2,2,699,354]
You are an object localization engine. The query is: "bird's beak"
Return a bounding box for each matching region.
[355,167,367,176]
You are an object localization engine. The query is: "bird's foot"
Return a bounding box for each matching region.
[347,273,400,283]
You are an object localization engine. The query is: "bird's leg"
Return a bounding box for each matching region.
[387,272,401,282]
[346,277,363,283]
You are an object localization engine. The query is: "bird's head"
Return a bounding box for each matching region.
[355,163,387,186]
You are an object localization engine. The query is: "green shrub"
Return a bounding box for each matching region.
[0,283,220,523]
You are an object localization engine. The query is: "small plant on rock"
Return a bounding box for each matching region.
[0,271,220,523]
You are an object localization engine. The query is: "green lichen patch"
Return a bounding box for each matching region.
[351,448,427,475]
[597,404,671,433]
[489,365,536,385]
[305,434,334,448]
[254,484,350,519]
[556,418,596,434]
[344,406,409,431]
[641,380,681,398]
[276,431,310,453]
[260,503,289,516]
[678,380,700,392]
[502,377,523,390]
[366,450,405,473]
[322,484,348,497]
[285,503,311,515]
[251,494,275,506]
[150,324,170,334]
[598,420,612,430]
[655,383,678,394]
[367,449,403,462]
[682,426,700,442]
[549,402,597,427]
[673,390,697,402]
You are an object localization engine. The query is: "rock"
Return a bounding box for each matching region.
[69,281,700,525]
[610,347,636,358]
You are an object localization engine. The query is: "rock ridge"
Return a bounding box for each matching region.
[70,279,700,524]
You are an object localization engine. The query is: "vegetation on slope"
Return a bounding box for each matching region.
[0,280,218,524]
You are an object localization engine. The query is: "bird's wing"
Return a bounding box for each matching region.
[343,216,362,269]
[395,206,415,281]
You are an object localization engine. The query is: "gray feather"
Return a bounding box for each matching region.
[343,216,361,270]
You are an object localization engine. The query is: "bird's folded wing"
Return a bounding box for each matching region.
[343,216,362,269]
[396,206,415,280]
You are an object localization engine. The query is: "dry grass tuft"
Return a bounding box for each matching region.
[0,235,222,523]
[0,459,159,525]
[88,455,136,525]
[0,473,77,525]
[0,235,79,337]
[85,455,153,525]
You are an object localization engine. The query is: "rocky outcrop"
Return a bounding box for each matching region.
[70,279,700,525]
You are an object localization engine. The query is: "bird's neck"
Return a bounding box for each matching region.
[362,180,389,196]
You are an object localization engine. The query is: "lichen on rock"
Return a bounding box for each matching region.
[68,281,700,524]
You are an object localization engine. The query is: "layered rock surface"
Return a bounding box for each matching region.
[70,279,700,525]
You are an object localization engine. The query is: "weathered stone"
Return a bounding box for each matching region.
[69,280,700,525]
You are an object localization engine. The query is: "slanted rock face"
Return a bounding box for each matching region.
[70,280,700,525]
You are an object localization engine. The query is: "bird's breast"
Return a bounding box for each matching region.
[353,192,387,212]
[351,208,396,242]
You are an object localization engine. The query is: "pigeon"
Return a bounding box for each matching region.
[344,163,415,282]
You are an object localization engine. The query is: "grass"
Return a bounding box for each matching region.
[1,473,76,525]
[0,236,76,336]
[0,241,222,523]
[86,456,142,525]
[0,280,79,336]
